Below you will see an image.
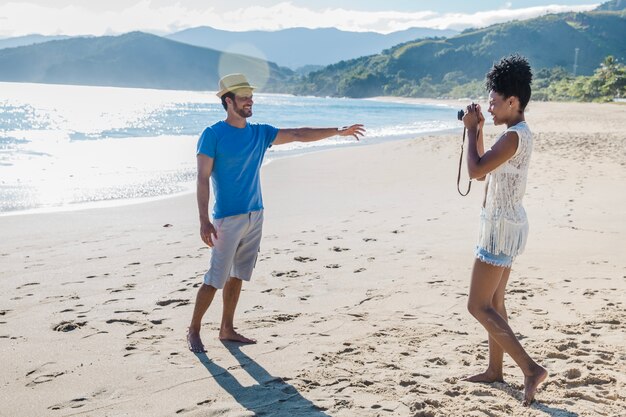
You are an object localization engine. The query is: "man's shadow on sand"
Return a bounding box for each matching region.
[195,342,330,416]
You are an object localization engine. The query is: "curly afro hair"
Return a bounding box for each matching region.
[485,54,533,111]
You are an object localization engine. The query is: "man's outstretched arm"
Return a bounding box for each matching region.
[273,124,365,145]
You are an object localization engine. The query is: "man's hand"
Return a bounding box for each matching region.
[337,124,366,141]
[200,219,218,247]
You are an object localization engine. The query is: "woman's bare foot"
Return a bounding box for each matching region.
[187,329,206,353]
[464,369,504,383]
[523,366,548,406]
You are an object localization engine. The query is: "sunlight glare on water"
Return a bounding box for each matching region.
[0,82,458,214]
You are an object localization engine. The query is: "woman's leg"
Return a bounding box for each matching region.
[467,259,547,405]
[465,267,510,382]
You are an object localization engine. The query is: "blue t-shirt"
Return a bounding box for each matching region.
[196,121,279,219]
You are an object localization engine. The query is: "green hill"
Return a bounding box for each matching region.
[0,32,294,91]
[294,10,626,98]
[595,0,626,11]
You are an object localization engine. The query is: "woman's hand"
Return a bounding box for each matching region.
[475,103,485,130]
[462,103,480,130]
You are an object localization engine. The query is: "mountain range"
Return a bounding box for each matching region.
[165,26,457,70]
[0,34,72,49]
[0,1,623,97]
[0,32,293,91]
[295,7,626,97]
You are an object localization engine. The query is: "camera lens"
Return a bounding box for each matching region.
[457,110,464,121]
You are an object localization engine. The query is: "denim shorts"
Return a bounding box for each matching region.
[475,247,513,268]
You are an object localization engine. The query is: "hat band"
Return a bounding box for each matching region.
[225,82,254,90]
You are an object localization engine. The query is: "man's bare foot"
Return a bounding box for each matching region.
[219,330,256,344]
[463,370,504,383]
[523,366,548,406]
[187,329,206,353]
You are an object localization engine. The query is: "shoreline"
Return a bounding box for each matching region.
[1,100,624,416]
[1,123,463,218]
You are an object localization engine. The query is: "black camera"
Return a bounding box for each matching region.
[458,103,478,120]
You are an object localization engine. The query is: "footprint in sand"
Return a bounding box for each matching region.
[261,288,285,297]
[25,363,65,387]
[470,389,495,397]
[113,309,146,314]
[107,283,136,294]
[249,313,300,328]
[52,321,86,332]
[155,299,189,307]
[556,340,578,351]
[61,280,85,286]
[294,256,317,262]
[48,397,89,411]
[15,282,40,290]
[26,372,66,388]
[547,351,569,359]
[106,319,139,325]
[271,270,302,278]
[426,357,448,366]
[243,305,264,313]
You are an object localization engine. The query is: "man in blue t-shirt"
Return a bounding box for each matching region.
[187,73,365,352]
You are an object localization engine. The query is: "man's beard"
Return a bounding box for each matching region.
[235,105,252,118]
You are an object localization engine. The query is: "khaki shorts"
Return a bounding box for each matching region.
[204,210,263,289]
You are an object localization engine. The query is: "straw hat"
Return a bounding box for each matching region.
[216,73,256,98]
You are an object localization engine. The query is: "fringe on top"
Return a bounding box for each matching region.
[477,121,533,258]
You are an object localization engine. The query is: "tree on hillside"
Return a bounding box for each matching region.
[541,55,626,101]
[594,55,626,98]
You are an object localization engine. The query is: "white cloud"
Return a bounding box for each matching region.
[0,1,599,37]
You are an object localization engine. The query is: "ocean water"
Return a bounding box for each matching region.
[0,82,460,215]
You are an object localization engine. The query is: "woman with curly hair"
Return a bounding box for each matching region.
[462,54,547,406]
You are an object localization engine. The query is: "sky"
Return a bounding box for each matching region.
[0,1,600,38]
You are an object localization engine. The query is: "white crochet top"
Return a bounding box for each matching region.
[477,121,533,257]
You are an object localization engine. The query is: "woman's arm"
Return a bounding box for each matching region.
[463,104,517,180]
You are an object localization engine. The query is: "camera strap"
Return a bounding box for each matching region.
[457,127,472,196]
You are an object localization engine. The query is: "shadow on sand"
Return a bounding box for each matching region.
[195,342,331,416]
[489,382,579,417]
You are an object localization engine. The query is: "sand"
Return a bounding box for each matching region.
[0,100,624,416]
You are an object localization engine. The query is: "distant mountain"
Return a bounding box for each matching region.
[0,32,294,91]
[166,26,458,70]
[0,34,73,49]
[595,0,626,11]
[295,9,626,97]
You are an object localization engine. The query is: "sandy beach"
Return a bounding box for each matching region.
[1,100,624,416]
